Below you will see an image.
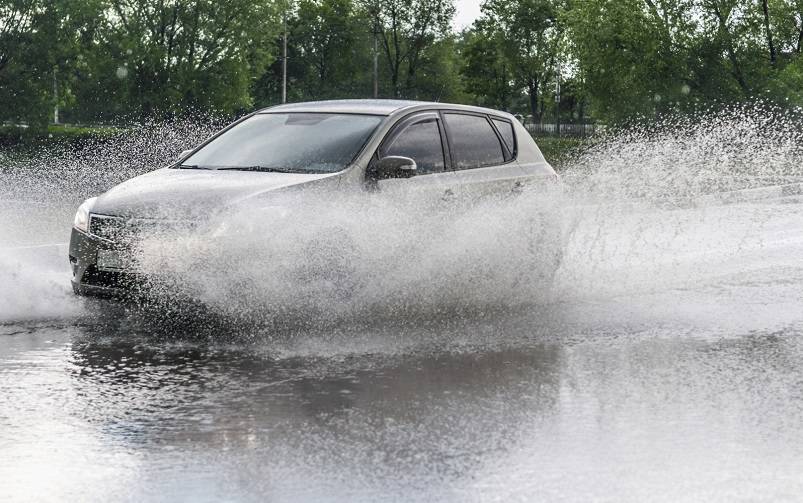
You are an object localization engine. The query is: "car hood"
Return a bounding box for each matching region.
[90,168,339,219]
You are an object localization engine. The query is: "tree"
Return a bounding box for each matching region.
[0,0,103,126]
[84,0,280,118]
[761,0,803,106]
[767,0,803,54]
[407,33,469,102]
[460,25,515,110]
[0,0,35,76]
[0,0,45,124]
[361,0,455,97]
[560,0,780,122]
[288,0,373,99]
[486,0,562,122]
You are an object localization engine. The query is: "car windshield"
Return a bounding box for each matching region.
[181,113,383,173]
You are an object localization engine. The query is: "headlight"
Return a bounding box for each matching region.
[73,197,97,232]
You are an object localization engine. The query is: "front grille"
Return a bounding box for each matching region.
[88,214,197,244]
[81,264,142,290]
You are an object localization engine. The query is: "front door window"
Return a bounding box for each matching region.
[383,119,445,175]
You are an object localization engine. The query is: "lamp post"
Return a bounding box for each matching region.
[373,30,379,98]
[53,67,59,125]
[370,7,380,99]
[282,11,288,104]
[554,61,560,137]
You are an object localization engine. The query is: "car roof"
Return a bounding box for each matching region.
[257,99,513,118]
[259,99,426,115]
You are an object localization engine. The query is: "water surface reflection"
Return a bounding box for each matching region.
[3,313,803,501]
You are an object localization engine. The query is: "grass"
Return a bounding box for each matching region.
[532,136,591,169]
[46,123,121,136]
[0,123,122,146]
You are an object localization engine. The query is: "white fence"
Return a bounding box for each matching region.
[525,123,599,137]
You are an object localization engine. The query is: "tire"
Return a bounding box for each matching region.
[524,211,564,288]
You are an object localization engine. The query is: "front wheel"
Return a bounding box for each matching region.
[298,227,360,304]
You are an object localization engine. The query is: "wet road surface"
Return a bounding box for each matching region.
[3,314,803,502]
[2,194,803,502]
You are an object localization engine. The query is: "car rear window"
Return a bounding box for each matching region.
[492,118,516,156]
[444,113,505,169]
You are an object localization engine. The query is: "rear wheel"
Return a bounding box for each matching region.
[522,210,564,289]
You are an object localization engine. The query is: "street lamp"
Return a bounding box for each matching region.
[53,67,59,125]
[554,61,560,137]
[282,10,288,104]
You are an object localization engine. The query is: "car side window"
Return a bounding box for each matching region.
[492,118,516,158]
[383,119,445,174]
[444,113,505,169]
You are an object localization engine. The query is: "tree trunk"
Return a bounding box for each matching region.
[528,78,539,123]
[725,40,750,94]
[710,4,750,94]
[761,0,777,64]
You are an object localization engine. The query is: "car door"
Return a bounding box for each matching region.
[441,111,528,203]
[371,112,456,207]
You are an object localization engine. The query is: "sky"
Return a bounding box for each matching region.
[453,0,482,30]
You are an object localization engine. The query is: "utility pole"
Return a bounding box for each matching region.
[554,61,560,138]
[53,67,59,124]
[370,10,379,99]
[372,32,378,98]
[282,11,288,104]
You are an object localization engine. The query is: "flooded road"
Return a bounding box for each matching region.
[2,308,803,501]
[3,194,803,502]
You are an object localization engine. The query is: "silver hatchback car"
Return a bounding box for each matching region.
[69,99,561,296]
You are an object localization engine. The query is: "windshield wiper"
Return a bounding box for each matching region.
[177,164,214,170]
[216,166,323,174]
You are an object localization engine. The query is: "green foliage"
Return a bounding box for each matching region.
[362,0,456,98]
[1,0,281,125]
[401,34,470,102]
[565,0,803,123]
[257,0,461,105]
[461,0,563,121]
[565,0,676,121]
[4,0,803,129]
[460,26,515,110]
[532,136,589,168]
[0,0,101,126]
[291,0,373,99]
[87,0,278,119]
[255,0,374,105]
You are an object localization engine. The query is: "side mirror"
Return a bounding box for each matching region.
[372,156,417,180]
[178,149,193,160]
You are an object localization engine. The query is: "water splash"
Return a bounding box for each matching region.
[0,117,222,322]
[0,116,225,203]
[0,244,79,323]
[133,187,566,326]
[563,102,803,202]
[1,104,802,333]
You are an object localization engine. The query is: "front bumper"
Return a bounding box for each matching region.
[68,227,142,297]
